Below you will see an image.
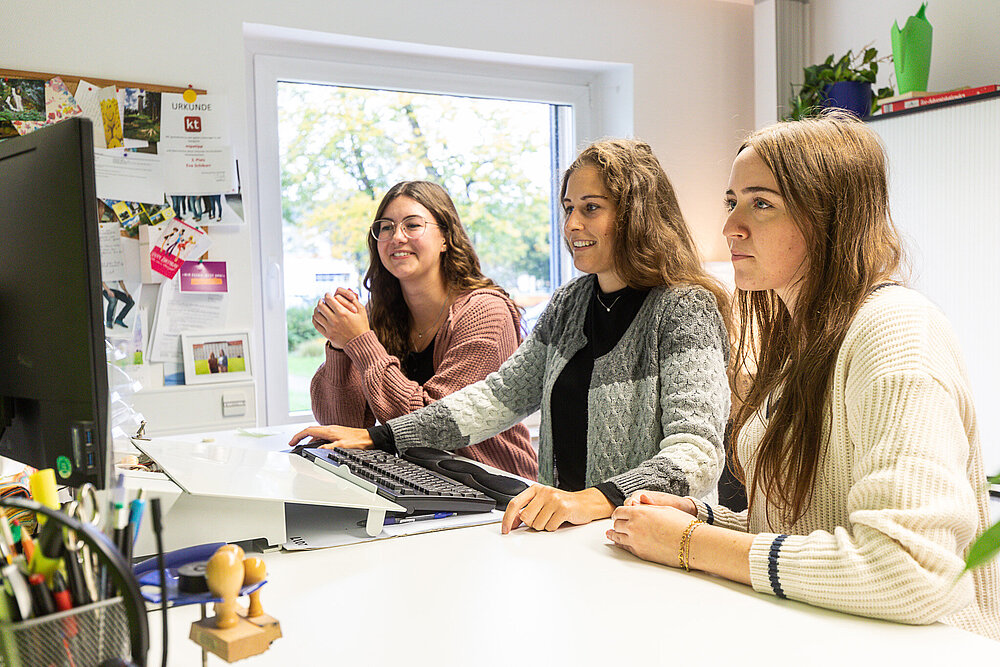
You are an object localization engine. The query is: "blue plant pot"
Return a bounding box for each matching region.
[822,81,873,118]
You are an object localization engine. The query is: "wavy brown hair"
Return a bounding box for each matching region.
[560,138,731,331]
[365,181,519,359]
[730,110,905,526]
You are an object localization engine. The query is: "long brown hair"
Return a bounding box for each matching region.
[731,110,905,526]
[364,181,518,358]
[560,138,731,330]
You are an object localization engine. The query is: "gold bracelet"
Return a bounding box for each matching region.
[678,518,703,571]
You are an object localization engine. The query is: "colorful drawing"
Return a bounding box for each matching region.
[101,98,124,148]
[10,76,84,135]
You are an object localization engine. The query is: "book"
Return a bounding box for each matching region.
[879,84,1000,114]
[877,90,938,105]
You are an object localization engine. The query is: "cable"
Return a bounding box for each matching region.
[150,499,168,667]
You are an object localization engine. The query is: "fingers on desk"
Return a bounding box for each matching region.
[501,485,539,534]
[502,485,574,533]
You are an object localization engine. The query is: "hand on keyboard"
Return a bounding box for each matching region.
[288,424,373,450]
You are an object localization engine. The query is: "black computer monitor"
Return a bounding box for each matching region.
[0,117,111,489]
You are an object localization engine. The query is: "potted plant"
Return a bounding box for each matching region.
[784,47,895,120]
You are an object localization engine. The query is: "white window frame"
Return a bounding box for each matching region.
[244,24,633,426]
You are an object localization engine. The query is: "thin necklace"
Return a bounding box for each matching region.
[415,294,450,339]
[595,288,623,313]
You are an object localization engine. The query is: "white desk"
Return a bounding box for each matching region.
[145,519,997,666]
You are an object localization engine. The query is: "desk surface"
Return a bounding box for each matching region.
[146,519,997,665]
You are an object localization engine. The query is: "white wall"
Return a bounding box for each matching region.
[808,0,1000,93]
[2,0,753,271]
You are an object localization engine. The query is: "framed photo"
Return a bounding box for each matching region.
[181,332,251,385]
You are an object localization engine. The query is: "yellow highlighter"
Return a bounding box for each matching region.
[29,469,60,526]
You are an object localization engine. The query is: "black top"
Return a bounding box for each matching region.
[368,339,435,453]
[550,283,649,503]
[401,339,435,385]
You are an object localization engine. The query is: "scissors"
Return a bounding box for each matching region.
[64,483,102,602]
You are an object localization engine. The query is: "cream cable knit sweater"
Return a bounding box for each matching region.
[694,286,1000,640]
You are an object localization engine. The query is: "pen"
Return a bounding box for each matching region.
[2,564,33,621]
[10,521,22,555]
[28,469,59,526]
[20,529,35,563]
[51,571,73,612]
[30,517,65,579]
[379,512,456,526]
[0,513,15,565]
[129,489,146,543]
[28,573,55,617]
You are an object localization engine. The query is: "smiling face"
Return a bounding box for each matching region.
[562,165,625,292]
[723,147,809,314]
[375,195,447,287]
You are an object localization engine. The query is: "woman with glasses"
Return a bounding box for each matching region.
[293,140,730,533]
[606,112,1000,640]
[305,181,537,478]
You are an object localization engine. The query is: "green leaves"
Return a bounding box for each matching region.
[966,521,1000,572]
[783,44,894,121]
[277,83,553,291]
[964,474,1000,571]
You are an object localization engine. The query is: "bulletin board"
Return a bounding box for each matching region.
[0,67,241,394]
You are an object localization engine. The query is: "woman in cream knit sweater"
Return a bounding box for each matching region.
[606,111,1000,641]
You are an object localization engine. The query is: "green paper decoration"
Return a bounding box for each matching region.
[891,3,933,94]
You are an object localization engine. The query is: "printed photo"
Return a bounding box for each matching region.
[121,88,161,143]
[181,332,252,385]
[101,280,142,331]
[0,78,45,138]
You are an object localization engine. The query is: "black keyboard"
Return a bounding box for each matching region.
[299,446,496,515]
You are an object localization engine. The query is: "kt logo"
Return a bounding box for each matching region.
[184,116,202,132]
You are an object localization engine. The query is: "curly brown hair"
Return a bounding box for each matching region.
[364,181,519,359]
[730,110,906,526]
[560,138,731,330]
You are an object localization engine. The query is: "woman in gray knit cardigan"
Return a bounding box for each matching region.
[290,139,732,534]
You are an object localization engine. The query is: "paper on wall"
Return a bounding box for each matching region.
[159,93,235,195]
[11,76,83,135]
[98,222,126,281]
[148,218,212,279]
[73,79,117,149]
[148,277,226,364]
[94,148,165,203]
[179,260,228,293]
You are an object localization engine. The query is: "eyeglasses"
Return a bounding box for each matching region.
[370,215,435,241]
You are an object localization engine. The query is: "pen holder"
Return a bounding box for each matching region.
[0,497,148,667]
[0,597,128,667]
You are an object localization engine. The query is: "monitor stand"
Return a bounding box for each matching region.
[123,424,403,557]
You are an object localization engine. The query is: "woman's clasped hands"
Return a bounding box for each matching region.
[313,287,370,349]
[605,491,698,567]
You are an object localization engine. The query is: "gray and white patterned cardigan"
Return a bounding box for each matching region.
[387,274,730,499]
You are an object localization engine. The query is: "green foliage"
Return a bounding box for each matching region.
[784,46,895,120]
[965,473,1000,571]
[277,85,551,291]
[286,304,319,352]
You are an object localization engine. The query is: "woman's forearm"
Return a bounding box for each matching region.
[687,523,754,586]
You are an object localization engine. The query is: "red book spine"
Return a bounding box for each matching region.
[880,84,1000,114]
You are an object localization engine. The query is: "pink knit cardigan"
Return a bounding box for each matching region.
[310,288,537,479]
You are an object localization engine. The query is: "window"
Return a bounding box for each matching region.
[278,84,564,412]
[248,28,631,424]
